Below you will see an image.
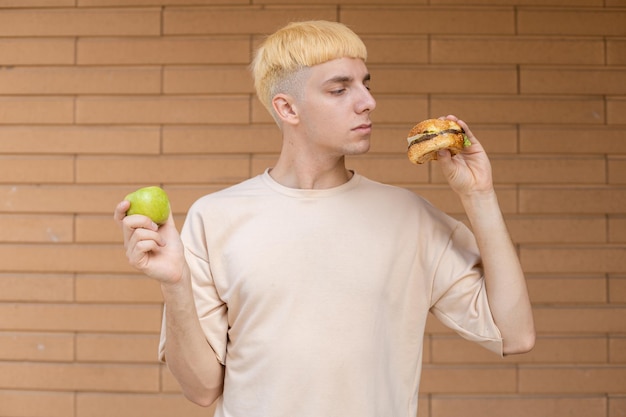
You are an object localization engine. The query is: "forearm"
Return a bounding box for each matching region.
[461,190,535,355]
[161,266,224,406]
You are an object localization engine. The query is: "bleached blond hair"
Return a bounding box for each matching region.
[251,20,368,122]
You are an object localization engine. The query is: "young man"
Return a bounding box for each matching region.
[114,20,534,417]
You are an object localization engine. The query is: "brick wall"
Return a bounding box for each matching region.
[0,1,624,417]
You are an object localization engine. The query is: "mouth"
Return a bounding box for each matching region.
[353,123,372,133]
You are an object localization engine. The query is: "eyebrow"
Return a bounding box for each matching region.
[323,73,371,85]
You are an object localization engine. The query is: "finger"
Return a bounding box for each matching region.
[127,238,161,266]
[113,200,131,226]
[456,119,476,141]
[126,226,165,251]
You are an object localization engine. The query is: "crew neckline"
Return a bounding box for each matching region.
[261,168,361,198]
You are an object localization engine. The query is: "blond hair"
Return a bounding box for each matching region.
[251,20,368,121]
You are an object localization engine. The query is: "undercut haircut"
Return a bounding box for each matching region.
[251,20,368,123]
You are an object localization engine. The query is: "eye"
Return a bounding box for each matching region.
[331,88,346,95]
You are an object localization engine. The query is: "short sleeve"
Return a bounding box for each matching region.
[429,222,503,356]
[158,208,229,365]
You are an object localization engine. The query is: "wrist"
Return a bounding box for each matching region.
[160,264,191,297]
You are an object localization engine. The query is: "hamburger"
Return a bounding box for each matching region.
[407,118,470,164]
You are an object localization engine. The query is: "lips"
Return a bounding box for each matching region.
[353,123,372,132]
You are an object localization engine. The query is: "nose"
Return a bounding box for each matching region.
[358,86,376,114]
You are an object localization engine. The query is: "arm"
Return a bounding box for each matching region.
[436,116,535,355]
[114,201,224,405]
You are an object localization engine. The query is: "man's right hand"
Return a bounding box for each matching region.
[113,200,187,285]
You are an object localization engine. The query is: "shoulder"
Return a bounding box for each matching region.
[356,174,433,208]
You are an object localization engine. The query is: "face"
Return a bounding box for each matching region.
[290,57,376,158]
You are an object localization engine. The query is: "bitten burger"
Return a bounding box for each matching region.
[407,118,470,164]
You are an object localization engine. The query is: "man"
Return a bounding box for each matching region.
[114,20,534,417]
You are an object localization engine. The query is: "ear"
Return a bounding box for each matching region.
[271,94,299,126]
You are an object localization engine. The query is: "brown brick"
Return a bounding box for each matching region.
[76,333,160,363]
[0,185,144,215]
[0,67,161,95]
[521,245,626,274]
[518,8,626,36]
[432,335,607,364]
[250,98,275,124]
[607,39,626,65]
[164,66,254,94]
[609,216,626,243]
[533,306,626,333]
[506,216,606,244]
[430,0,601,4]
[0,8,161,36]
[0,302,161,333]
[368,125,414,154]
[609,157,626,184]
[162,125,282,154]
[0,214,73,243]
[421,365,517,394]
[0,332,74,361]
[76,215,123,243]
[0,362,160,392]
[521,66,626,95]
[430,95,604,125]
[0,126,160,154]
[164,6,336,35]
[0,97,73,124]
[431,395,607,417]
[362,35,429,64]
[520,125,626,155]
[0,243,132,273]
[609,396,626,417]
[0,390,74,417]
[76,96,250,125]
[610,336,626,363]
[527,275,607,303]
[0,0,74,5]
[75,274,162,303]
[519,365,626,394]
[78,36,250,65]
[520,186,626,214]
[79,0,241,5]
[608,97,626,124]
[609,276,626,303]
[371,95,429,124]
[465,125,519,154]
[250,155,279,178]
[341,6,515,35]
[0,38,75,65]
[372,65,517,94]
[0,156,74,183]
[433,156,606,185]
[417,396,429,417]
[76,392,215,417]
[76,155,251,184]
[0,273,74,302]
[431,36,604,65]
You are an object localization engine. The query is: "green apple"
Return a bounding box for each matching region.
[124,186,171,225]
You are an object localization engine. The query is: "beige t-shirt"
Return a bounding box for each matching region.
[159,170,502,417]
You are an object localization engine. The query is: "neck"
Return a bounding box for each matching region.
[269,154,353,190]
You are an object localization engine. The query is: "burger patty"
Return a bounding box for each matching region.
[408,128,464,148]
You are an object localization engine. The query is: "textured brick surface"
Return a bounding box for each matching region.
[0,3,624,417]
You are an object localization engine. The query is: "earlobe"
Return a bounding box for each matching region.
[272,94,299,125]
